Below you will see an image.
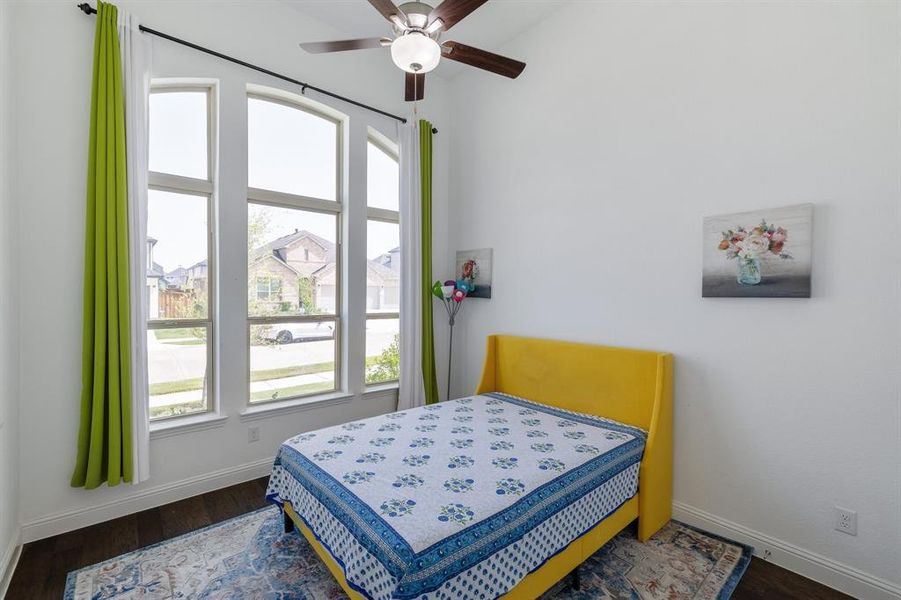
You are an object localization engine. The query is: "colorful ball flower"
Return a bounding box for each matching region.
[452,289,466,303]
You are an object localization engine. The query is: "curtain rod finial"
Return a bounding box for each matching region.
[77,3,96,15]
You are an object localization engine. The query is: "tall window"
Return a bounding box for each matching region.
[247,95,341,404]
[365,134,400,385]
[146,87,215,420]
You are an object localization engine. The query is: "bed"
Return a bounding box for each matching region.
[266,335,673,599]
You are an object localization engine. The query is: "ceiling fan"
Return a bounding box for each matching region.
[299,0,526,101]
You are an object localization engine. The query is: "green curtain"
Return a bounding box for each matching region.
[71,0,133,489]
[419,120,440,405]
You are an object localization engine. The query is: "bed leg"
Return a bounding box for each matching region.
[283,508,295,534]
[571,566,581,591]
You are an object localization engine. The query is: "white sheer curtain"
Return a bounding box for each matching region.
[397,121,425,410]
[119,9,151,483]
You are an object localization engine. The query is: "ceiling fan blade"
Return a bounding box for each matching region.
[299,38,389,54]
[442,41,526,78]
[427,0,488,31]
[405,72,425,101]
[368,0,406,23]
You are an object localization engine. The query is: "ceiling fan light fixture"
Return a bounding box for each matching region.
[391,32,440,74]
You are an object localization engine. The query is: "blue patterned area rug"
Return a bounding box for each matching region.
[64,506,752,600]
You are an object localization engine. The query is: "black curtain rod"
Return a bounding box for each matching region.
[76,3,438,134]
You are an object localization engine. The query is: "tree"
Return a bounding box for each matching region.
[248,207,272,254]
[298,276,314,313]
[367,333,400,384]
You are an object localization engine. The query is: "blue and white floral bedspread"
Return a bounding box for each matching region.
[266,392,646,600]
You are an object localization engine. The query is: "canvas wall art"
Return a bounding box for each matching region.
[455,248,493,299]
[702,203,812,298]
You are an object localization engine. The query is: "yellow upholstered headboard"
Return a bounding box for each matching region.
[475,335,673,540]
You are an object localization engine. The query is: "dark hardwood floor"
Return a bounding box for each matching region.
[6,477,852,599]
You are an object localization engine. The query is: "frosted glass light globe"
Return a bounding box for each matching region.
[391,32,441,74]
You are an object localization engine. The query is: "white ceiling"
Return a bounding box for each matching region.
[280,0,569,78]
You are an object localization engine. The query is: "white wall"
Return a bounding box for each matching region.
[0,0,21,587]
[448,1,901,597]
[9,0,450,540]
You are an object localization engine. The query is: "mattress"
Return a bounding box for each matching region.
[266,392,646,600]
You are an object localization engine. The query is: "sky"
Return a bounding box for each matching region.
[147,91,400,274]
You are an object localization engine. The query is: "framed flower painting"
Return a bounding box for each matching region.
[455,248,493,299]
[702,204,812,298]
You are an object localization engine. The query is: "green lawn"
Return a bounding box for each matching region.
[250,381,334,402]
[250,361,334,382]
[149,357,387,396]
[149,377,206,396]
[149,360,339,396]
[153,329,195,340]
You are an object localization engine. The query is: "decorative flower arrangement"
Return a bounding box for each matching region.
[717,219,793,285]
[433,278,470,401]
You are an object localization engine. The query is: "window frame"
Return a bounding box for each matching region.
[246,91,344,406]
[365,131,400,386]
[255,275,282,301]
[147,82,218,423]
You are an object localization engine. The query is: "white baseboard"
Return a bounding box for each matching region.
[20,457,274,544]
[0,532,22,600]
[673,501,901,600]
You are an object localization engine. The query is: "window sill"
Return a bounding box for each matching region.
[239,391,354,422]
[363,382,399,397]
[150,413,229,440]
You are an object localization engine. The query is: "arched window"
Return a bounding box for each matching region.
[246,93,343,404]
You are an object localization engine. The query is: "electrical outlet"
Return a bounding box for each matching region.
[834,506,857,536]
[248,426,260,443]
